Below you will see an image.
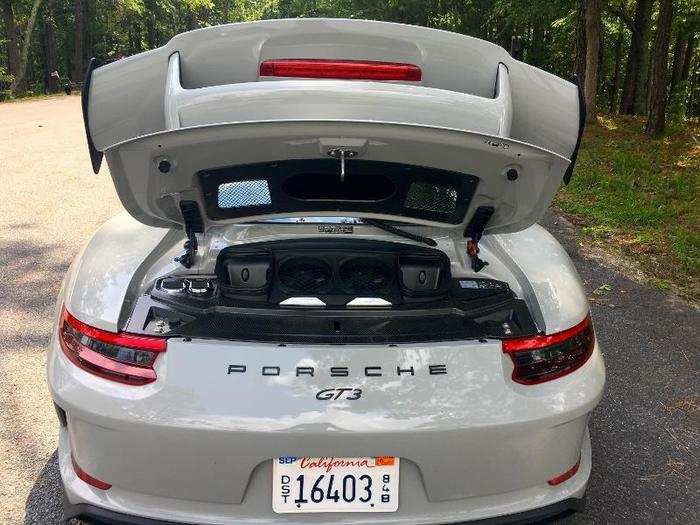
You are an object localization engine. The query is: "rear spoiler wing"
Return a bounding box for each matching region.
[564,74,586,184]
[82,57,103,174]
[81,19,584,178]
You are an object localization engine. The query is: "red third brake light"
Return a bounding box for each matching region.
[502,315,595,385]
[259,59,422,81]
[58,307,166,385]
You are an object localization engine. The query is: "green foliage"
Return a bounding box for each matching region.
[555,116,700,298]
[2,0,698,119]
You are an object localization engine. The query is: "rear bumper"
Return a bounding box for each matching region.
[50,329,603,524]
[61,425,590,525]
[65,492,584,525]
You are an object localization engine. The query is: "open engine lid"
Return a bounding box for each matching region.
[84,19,584,235]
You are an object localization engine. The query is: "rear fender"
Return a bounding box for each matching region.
[62,213,181,331]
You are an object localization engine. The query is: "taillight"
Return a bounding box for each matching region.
[502,315,595,385]
[259,59,422,81]
[58,307,166,385]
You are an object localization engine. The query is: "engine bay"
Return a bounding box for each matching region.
[126,239,538,344]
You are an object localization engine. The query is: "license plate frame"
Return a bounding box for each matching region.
[272,456,400,513]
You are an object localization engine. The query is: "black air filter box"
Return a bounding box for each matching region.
[221,253,272,296]
[399,255,445,296]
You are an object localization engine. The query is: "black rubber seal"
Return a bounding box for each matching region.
[563,74,586,185]
[81,57,104,174]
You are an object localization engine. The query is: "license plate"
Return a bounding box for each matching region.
[272,456,399,513]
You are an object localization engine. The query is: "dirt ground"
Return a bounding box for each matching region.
[0,95,697,524]
[0,95,123,523]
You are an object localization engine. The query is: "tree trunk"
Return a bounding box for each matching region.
[645,0,674,137]
[8,0,44,94]
[510,34,524,60]
[669,35,688,94]
[620,0,653,114]
[610,28,624,113]
[128,12,143,55]
[636,40,653,115]
[680,33,696,83]
[144,0,158,49]
[574,3,587,83]
[1,0,25,93]
[688,61,699,118]
[84,0,94,75]
[584,0,600,121]
[530,23,545,68]
[72,0,83,82]
[44,0,59,92]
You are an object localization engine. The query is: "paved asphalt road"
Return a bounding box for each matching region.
[0,96,697,524]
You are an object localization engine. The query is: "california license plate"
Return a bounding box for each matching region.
[272,456,400,513]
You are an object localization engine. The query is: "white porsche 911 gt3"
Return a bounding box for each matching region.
[48,18,605,524]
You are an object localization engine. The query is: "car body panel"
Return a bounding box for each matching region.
[86,18,581,234]
[51,19,603,525]
[106,121,569,235]
[49,314,602,511]
[59,428,591,524]
[62,213,180,331]
[484,226,589,334]
[88,19,579,158]
[65,213,588,336]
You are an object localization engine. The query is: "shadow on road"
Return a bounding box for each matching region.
[24,450,63,524]
[0,228,73,523]
[0,235,71,351]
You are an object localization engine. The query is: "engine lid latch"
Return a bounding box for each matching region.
[175,200,204,268]
[464,205,495,273]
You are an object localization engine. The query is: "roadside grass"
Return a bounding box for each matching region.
[555,114,699,302]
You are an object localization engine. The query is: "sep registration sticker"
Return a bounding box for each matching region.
[272,456,400,513]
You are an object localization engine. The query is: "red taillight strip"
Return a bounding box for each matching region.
[62,309,166,352]
[503,315,592,353]
[71,455,112,490]
[547,458,581,486]
[259,59,422,81]
[72,345,157,382]
[59,307,165,385]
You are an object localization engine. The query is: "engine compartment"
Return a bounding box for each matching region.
[126,239,538,343]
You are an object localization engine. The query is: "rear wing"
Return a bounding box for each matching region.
[83,18,584,176]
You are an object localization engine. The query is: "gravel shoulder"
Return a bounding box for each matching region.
[0,95,123,524]
[0,95,697,524]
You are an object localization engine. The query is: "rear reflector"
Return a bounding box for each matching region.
[548,458,581,486]
[259,59,422,81]
[58,307,166,385]
[71,455,112,490]
[502,315,594,385]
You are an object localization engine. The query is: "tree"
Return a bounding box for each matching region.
[609,25,624,113]
[584,0,601,121]
[144,0,158,49]
[43,0,59,92]
[7,0,43,94]
[1,0,23,92]
[0,0,697,120]
[620,0,654,114]
[72,0,83,82]
[646,0,675,136]
[670,34,689,93]
[574,2,588,83]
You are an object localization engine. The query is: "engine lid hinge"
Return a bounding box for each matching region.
[174,200,204,268]
[464,206,495,273]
